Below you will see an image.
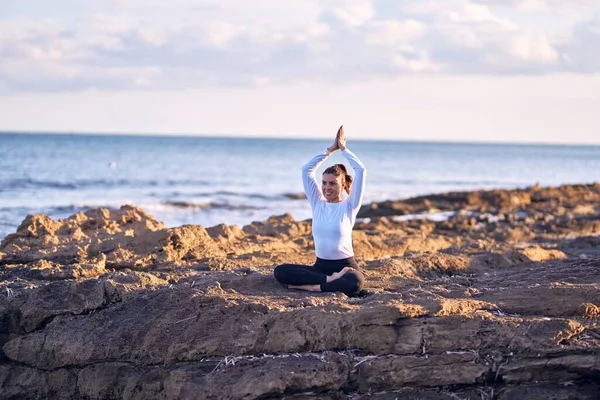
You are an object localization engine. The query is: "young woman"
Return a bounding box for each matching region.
[274,126,366,297]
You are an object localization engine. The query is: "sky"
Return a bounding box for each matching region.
[0,0,599,144]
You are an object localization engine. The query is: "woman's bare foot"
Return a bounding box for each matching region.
[288,284,321,292]
[326,267,352,283]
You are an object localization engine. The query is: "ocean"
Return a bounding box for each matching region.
[1,132,600,240]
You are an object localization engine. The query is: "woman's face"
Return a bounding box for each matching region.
[322,173,343,202]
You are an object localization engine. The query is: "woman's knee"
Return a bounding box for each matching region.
[274,263,301,282]
[342,271,365,295]
[273,264,288,282]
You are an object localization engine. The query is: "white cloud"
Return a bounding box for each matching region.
[201,22,245,48]
[438,25,485,49]
[0,0,598,93]
[395,51,443,72]
[331,0,376,27]
[448,2,498,22]
[517,0,549,12]
[559,14,600,72]
[83,14,137,34]
[474,0,549,11]
[365,19,426,46]
[506,33,558,62]
[132,67,161,88]
[137,29,167,46]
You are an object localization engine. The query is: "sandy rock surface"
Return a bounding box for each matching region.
[1,184,599,399]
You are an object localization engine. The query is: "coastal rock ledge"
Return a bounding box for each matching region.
[1,183,599,399]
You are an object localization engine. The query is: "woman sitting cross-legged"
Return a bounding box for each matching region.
[273,125,366,297]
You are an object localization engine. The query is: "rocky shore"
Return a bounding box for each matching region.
[1,183,599,399]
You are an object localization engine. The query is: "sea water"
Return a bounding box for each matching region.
[1,132,600,239]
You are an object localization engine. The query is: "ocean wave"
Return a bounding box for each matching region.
[51,205,111,215]
[0,178,212,191]
[390,178,526,186]
[392,211,461,222]
[436,179,525,186]
[1,199,265,221]
[160,200,264,211]
[149,190,279,201]
[1,178,77,190]
[49,200,265,215]
[283,192,307,200]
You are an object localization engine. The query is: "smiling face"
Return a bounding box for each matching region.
[322,173,343,203]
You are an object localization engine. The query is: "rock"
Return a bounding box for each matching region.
[357,353,487,390]
[1,183,600,398]
[6,279,107,333]
[519,246,567,262]
[242,213,310,238]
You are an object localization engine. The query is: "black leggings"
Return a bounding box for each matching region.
[273,257,365,297]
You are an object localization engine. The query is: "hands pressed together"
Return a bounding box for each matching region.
[327,125,347,153]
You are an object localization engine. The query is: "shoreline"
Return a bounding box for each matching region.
[2,180,600,241]
[1,182,599,398]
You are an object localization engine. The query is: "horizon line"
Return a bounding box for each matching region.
[1,129,599,148]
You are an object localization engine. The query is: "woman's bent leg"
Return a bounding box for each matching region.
[320,269,365,296]
[274,264,327,286]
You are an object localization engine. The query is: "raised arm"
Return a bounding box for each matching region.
[302,128,343,208]
[302,150,331,209]
[335,126,366,215]
[341,148,366,214]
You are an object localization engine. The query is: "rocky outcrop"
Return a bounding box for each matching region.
[1,183,599,399]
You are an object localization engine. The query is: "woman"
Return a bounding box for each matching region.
[274,125,366,297]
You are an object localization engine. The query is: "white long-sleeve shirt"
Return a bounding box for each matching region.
[302,148,367,260]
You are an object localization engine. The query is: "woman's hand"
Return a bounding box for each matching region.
[327,125,344,153]
[337,125,347,151]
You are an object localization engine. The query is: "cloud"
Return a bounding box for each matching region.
[395,51,443,72]
[506,34,558,62]
[0,0,598,93]
[330,0,376,27]
[364,19,426,46]
[560,14,600,72]
[473,0,599,10]
[473,0,549,11]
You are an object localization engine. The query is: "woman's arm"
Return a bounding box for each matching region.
[336,127,366,214]
[302,127,341,208]
[341,148,366,215]
[302,150,331,209]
